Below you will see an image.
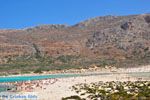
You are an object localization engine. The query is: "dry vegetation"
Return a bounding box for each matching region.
[0,14,150,74]
[62,81,150,100]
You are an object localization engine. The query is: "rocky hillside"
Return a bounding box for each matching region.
[0,14,150,73]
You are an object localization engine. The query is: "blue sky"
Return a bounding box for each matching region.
[0,0,150,29]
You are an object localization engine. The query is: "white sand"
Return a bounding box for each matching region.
[35,73,149,100]
[3,65,150,100]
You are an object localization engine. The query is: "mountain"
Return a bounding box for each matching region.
[0,14,150,74]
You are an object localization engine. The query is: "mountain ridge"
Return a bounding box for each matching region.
[0,14,150,74]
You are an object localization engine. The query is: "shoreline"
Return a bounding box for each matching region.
[0,65,150,78]
[14,73,149,100]
[0,65,150,100]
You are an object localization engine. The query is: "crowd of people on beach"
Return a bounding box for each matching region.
[0,65,149,94]
[0,78,58,92]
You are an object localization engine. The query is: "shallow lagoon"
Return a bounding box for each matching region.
[0,72,149,83]
[0,73,80,83]
[0,72,149,92]
[128,72,150,79]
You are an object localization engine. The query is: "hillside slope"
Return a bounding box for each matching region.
[0,14,150,74]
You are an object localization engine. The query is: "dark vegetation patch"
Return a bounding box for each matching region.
[63,81,150,100]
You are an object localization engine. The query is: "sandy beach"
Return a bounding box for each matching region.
[35,75,143,100]
[0,66,150,100]
[0,65,150,100]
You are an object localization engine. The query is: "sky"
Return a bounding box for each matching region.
[0,0,150,29]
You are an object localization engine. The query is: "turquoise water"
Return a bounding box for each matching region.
[0,72,149,83]
[0,87,6,92]
[128,72,150,79]
[0,74,80,83]
[0,84,14,92]
[0,72,149,92]
[0,73,111,83]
